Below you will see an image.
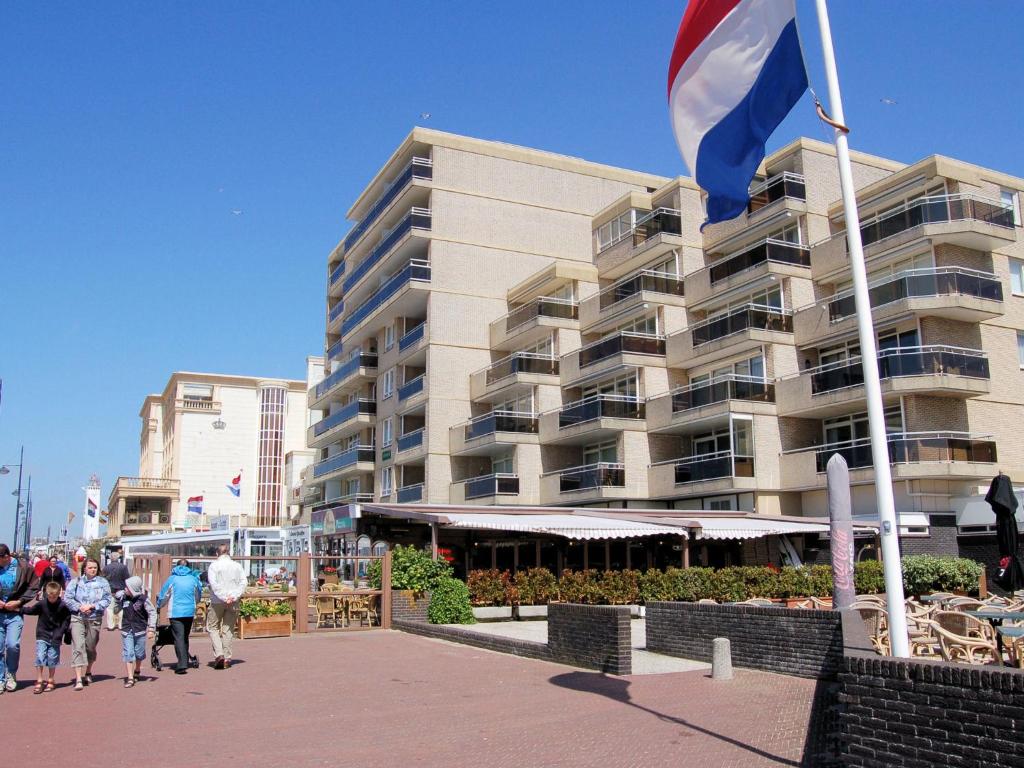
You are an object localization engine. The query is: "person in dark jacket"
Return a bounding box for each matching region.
[39,556,66,591]
[22,581,71,693]
[102,551,130,631]
[119,576,156,688]
[0,542,41,694]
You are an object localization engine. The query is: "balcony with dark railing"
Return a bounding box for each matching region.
[809,346,989,395]
[484,352,558,385]
[673,375,775,411]
[311,399,376,439]
[312,445,376,479]
[398,322,425,352]
[810,432,997,473]
[850,193,1015,251]
[827,267,1003,322]
[398,374,425,403]
[464,411,538,441]
[343,208,432,294]
[632,208,682,247]
[661,451,755,485]
[709,238,810,285]
[326,338,344,361]
[598,269,685,310]
[503,297,578,334]
[397,484,424,503]
[578,332,665,368]
[464,473,520,500]
[314,353,379,401]
[691,304,793,347]
[341,260,431,336]
[558,395,644,429]
[342,157,432,253]
[397,429,424,454]
[328,300,345,324]
[747,172,806,214]
[311,492,373,511]
[556,463,625,493]
[329,260,345,287]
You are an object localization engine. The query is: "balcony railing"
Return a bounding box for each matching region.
[827,267,1003,321]
[343,157,433,252]
[811,432,997,473]
[312,445,375,478]
[504,297,578,333]
[398,374,425,402]
[399,322,425,351]
[312,399,377,437]
[329,260,345,287]
[315,353,379,400]
[559,395,645,428]
[557,463,625,493]
[578,331,666,368]
[809,346,989,395]
[691,304,793,346]
[484,352,559,385]
[671,375,775,412]
[312,493,373,512]
[656,451,755,484]
[115,477,179,491]
[598,270,684,309]
[465,474,520,500]
[326,339,344,361]
[747,172,806,214]
[851,193,1015,250]
[397,429,424,453]
[397,484,424,503]
[465,411,538,441]
[342,260,431,336]
[329,301,345,323]
[709,239,810,285]
[632,208,682,247]
[343,207,432,293]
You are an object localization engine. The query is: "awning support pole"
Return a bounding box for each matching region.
[430,523,438,560]
[682,534,690,568]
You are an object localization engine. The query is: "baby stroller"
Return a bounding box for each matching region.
[150,624,200,671]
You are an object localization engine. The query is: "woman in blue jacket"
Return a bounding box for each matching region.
[157,560,202,675]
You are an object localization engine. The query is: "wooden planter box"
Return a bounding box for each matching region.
[239,615,292,639]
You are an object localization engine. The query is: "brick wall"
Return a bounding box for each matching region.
[393,619,551,663]
[957,534,1003,591]
[391,590,430,623]
[547,603,632,675]
[646,602,842,679]
[903,394,969,432]
[900,514,960,557]
[933,243,993,272]
[919,316,982,349]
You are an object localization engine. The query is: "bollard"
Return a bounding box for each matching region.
[712,637,733,680]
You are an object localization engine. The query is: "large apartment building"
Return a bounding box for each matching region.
[310,128,1024,559]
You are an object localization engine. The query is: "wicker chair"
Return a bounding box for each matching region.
[315,596,343,628]
[931,611,999,664]
[948,597,987,612]
[855,606,889,655]
[905,613,940,657]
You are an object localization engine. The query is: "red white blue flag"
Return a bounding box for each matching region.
[187,495,204,514]
[668,0,808,227]
[87,498,98,518]
[227,473,241,497]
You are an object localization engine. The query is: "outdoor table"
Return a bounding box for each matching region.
[919,594,954,604]
[964,609,1024,665]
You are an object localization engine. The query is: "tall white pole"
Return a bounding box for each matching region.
[814,0,909,657]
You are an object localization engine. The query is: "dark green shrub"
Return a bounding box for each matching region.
[901,555,983,595]
[428,577,475,624]
[807,565,833,597]
[854,560,885,594]
[557,569,602,604]
[513,568,558,605]
[599,569,640,605]
[466,569,512,606]
[666,567,716,601]
[639,569,674,603]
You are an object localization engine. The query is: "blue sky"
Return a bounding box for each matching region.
[1,1,1022,541]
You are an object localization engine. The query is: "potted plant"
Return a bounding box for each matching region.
[467,570,513,620]
[320,565,339,585]
[238,599,293,639]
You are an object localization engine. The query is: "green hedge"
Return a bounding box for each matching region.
[465,556,982,605]
[428,577,475,624]
[369,544,452,595]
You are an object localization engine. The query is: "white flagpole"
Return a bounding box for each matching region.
[813,0,909,657]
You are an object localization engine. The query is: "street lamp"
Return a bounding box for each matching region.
[1,446,24,550]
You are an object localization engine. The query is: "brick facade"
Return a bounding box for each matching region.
[391,590,430,623]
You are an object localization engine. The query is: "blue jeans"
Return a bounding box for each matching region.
[35,640,60,669]
[121,631,146,662]
[0,613,23,679]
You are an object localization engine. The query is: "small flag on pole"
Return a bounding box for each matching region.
[87,498,98,518]
[187,495,204,514]
[668,0,808,227]
[227,473,241,497]
[67,511,75,524]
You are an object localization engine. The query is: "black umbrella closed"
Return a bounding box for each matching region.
[985,473,1024,592]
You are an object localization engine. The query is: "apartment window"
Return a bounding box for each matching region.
[768,221,802,244]
[1001,189,1022,227]
[382,368,395,399]
[693,354,766,387]
[1018,332,1024,368]
[492,453,514,474]
[520,336,553,357]
[494,391,534,414]
[1010,259,1024,296]
[877,328,919,351]
[616,314,659,336]
[381,417,393,447]
[344,479,360,497]
[583,373,637,400]
[583,441,618,465]
[380,467,393,496]
[823,406,902,445]
[646,254,679,275]
[182,383,213,402]
[384,324,395,351]
[595,210,641,251]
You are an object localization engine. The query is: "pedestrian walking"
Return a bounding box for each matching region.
[157,559,202,675]
[33,549,50,580]
[206,545,247,670]
[39,556,66,592]
[63,558,111,691]
[21,581,71,693]
[56,557,72,583]
[102,550,130,631]
[0,543,40,694]
[119,576,155,688]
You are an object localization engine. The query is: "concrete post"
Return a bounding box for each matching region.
[712,637,733,680]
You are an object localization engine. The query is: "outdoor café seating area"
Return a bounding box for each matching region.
[854,592,1024,666]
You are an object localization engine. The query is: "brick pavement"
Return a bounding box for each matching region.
[3,622,819,767]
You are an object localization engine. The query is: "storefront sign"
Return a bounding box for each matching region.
[311,508,354,537]
[209,515,229,532]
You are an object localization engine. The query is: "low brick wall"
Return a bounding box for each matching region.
[548,603,632,676]
[837,609,1024,767]
[646,601,842,679]
[391,590,430,623]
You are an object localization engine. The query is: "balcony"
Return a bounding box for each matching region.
[648,452,757,498]
[464,474,520,501]
[553,463,626,494]
[329,260,345,289]
[747,172,806,215]
[398,322,425,353]
[451,411,539,455]
[859,193,1015,250]
[112,476,179,493]
[397,428,424,454]
[175,398,222,413]
[687,240,810,307]
[562,332,665,385]
[581,270,685,330]
[669,305,792,369]
[312,445,375,480]
[311,352,379,407]
[470,352,559,401]
[559,395,644,428]
[490,297,578,350]
[397,484,424,503]
[794,268,1004,346]
[329,300,345,324]
[307,399,376,447]
[312,493,373,511]
[343,208,432,296]
[540,395,646,445]
[341,259,431,338]
[343,157,432,253]
[326,339,344,362]
[398,374,425,403]
[648,376,776,434]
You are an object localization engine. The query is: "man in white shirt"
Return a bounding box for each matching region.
[205,545,247,669]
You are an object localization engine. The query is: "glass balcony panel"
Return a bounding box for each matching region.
[326,339,344,361]
[465,412,538,441]
[329,261,345,286]
[558,463,625,492]
[504,298,578,333]
[343,208,432,294]
[598,270,685,309]
[578,332,665,368]
[397,429,424,453]
[709,239,810,284]
[632,208,682,246]
[315,353,379,400]
[329,301,345,322]
[484,353,559,385]
[397,374,425,402]
[828,268,1003,321]
[342,260,431,336]
[465,474,519,500]
[747,173,806,214]
[810,347,989,395]
[396,484,424,503]
[814,434,997,472]
[855,193,1015,250]
[671,375,775,411]
[312,446,375,478]
[672,452,754,484]
[558,396,644,428]
[691,305,792,346]
[342,158,432,252]
[398,323,425,351]
[312,400,376,437]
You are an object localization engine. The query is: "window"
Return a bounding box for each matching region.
[595,209,641,251]
[615,314,659,336]
[381,417,393,447]
[1011,259,1024,296]
[182,383,213,402]
[768,221,802,244]
[380,467,393,496]
[384,324,395,351]
[1018,332,1024,368]
[344,479,360,497]
[494,391,534,414]
[583,374,637,399]
[877,328,919,351]
[492,453,514,474]
[1002,189,1022,227]
[583,440,618,465]
[382,368,395,399]
[693,354,765,386]
[823,406,903,445]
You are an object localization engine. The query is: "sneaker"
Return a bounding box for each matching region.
[4,673,15,692]
[213,656,224,670]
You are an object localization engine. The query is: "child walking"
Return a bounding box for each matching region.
[120,576,156,687]
[21,581,71,693]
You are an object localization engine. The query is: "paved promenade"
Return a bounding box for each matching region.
[4,623,820,767]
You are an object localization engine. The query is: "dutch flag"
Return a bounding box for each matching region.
[87,498,98,518]
[227,473,241,497]
[187,495,204,514]
[668,0,808,227]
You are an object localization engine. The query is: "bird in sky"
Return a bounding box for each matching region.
[231,209,243,216]
[880,98,898,106]
[420,112,431,120]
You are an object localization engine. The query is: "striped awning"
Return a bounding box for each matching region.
[439,513,688,540]
[685,516,831,541]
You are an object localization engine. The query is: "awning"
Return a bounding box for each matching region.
[954,490,1024,527]
[685,516,831,541]
[439,513,688,540]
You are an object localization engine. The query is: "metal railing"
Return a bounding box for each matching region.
[342,260,431,336]
[598,269,684,309]
[343,208,432,293]
[396,484,424,503]
[852,193,1016,250]
[326,339,344,361]
[827,267,1003,321]
[329,260,345,286]
[504,297,578,333]
[398,322,425,351]
[465,473,519,500]
[464,411,538,441]
[484,352,559,384]
[808,346,989,395]
[709,238,810,284]
[747,172,806,214]
[810,432,997,472]
[312,445,376,478]
[315,353,379,400]
[632,208,682,247]
[398,374,425,402]
[312,399,376,437]
[653,451,755,484]
[670,375,775,412]
[690,304,793,346]
[559,394,644,428]
[578,331,665,368]
[115,477,179,490]
[343,157,432,252]
[329,301,345,323]
[311,493,373,511]
[397,429,424,453]
[556,462,625,493]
